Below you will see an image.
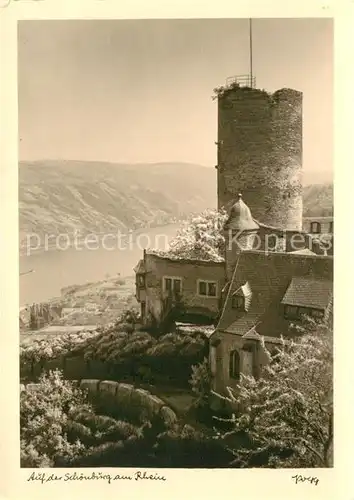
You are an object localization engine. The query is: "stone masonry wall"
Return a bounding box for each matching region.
[22,379,178,426]
[217,87,303,230]
[143,253,226,325]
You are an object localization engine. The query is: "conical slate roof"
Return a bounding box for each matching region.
[224,194,259,231]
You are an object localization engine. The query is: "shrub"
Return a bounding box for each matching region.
[21,370,144,467]
[189,357,211,405]
[20,329,100,366]
[20,370,92,467]
[152,209,227,262]
[214,324,333,468]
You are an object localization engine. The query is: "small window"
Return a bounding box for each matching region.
[310,221,321,234]
[284,305,325,320]
[198,280,218,297]
[163,276,182,293]
[284,304,298,319]
[173,279,181,293]
[311,309,324,319]
[232,295,245,310]
[137,274,145,288]
[329,221,333,233]
[229,350,240,380]
[199,281,207,296]
[298,307,309,317]
[208,282,217,297]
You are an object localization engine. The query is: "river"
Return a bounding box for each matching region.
[19,223,181,305]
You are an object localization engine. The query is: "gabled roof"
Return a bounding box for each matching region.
[134,259,146,274]
[242,328,261,340]
[215,250,333,340]
[281,276,332,310]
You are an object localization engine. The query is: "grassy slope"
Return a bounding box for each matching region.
[302,183,333,217]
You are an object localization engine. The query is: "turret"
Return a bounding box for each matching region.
[224,194,259,281]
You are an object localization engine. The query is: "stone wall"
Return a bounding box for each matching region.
[217,87,303,231]
[22,379,178,426]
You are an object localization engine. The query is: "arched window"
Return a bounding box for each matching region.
[229,350,240,380]
[310,221,321,234]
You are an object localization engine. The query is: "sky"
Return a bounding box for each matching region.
[18,18,333,176]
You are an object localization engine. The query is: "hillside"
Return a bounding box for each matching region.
[19,160,216,250]
[303,183,333,217]
[19,160,333,251]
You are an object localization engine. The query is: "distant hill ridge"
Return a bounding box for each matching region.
[19,160,332,249]
[19,160,216,249]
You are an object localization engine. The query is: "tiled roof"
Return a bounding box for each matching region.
[215,250,333,340]
[281,276,332,310]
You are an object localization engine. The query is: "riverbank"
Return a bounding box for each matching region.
[20,222,181,305]
[20,274,138,334]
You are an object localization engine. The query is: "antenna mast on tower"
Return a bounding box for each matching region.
[249,18,253,87]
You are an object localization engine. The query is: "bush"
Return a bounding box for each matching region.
[152,209,227,262]
[20,329,101,366]
[21,318,209,388]
[189,357,211,406]
[20,370,91,467]
[154,423,234,468]
[21,370,145,467]
[214,324,333,468]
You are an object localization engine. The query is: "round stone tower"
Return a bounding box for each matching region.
[216,84,303,230]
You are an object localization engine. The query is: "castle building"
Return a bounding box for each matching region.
[134,78,333,406]
[209,195,333,409]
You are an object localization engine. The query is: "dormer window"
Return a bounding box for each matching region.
[284,304,300,319]
[281,277,331,322]
[232,281,252,311]
[284,304,325,320]
[232,295,245,310]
